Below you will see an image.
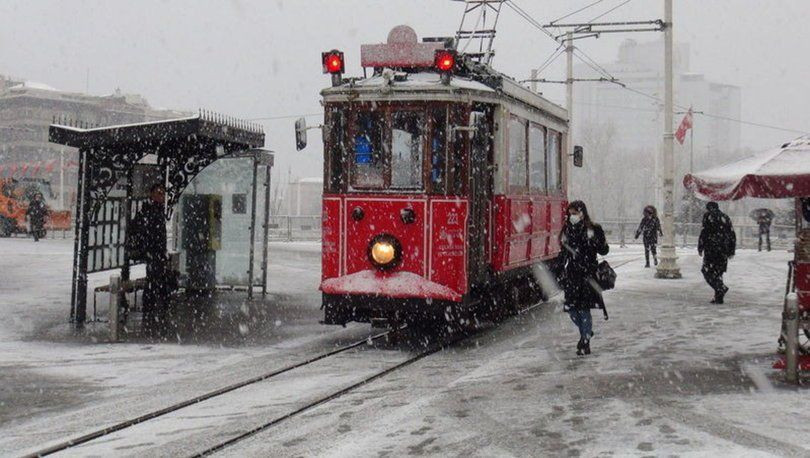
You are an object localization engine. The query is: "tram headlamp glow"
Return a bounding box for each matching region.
[371,241,396,265]
[367,234,402,270]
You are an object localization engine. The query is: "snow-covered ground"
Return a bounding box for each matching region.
[1,239,808,456]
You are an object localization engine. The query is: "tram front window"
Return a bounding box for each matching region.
[352,112,385,188]
[391,111,424,189]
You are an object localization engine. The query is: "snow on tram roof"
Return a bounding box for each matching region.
[349,71,495,92]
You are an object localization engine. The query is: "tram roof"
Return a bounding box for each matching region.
[322,70,568,123]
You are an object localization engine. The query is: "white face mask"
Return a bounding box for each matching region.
[569,214,582,225]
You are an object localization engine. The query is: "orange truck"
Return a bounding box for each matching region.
[0,178,71,237]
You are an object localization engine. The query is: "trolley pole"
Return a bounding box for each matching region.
[655,0,682,279]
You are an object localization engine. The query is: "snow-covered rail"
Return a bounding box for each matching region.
[21,328,398,457]
[194,257,643,456]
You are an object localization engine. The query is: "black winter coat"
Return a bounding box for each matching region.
[560,221,609,310]
[698,208,735,262]
[130,201,167,265]
[635,215,662,245]
[26,199,48,226]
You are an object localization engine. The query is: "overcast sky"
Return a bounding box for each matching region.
[1,0,808,181]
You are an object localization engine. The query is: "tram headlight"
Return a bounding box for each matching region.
[368,234,401,270]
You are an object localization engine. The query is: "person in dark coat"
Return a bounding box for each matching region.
[130,183,169,334]
[560,200,610,356]
[26,193,48,242]
[634,205,663,267]
[698,202,736,304]
[750,208,774,252]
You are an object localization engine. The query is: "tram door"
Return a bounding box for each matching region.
[468,106,493,286]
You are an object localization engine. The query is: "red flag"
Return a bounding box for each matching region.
[675,108,693,145]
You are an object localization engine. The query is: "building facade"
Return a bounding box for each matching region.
[0,74,186,208]
[569,39,742,220]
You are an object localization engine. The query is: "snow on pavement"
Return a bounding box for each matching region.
[2,238,808,456]
[226,247,809,457]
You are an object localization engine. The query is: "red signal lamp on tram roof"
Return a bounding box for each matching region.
[322,50,345,75]
[434,49,457,73]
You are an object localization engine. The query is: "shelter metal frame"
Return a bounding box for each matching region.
[49,112,269,329]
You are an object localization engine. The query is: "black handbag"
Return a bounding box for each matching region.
[595,261,616,291]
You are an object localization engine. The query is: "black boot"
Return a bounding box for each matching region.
[583,339,591,355]
[576,338,584,356]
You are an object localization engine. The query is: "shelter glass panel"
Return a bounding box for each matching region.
[177,157,264,288]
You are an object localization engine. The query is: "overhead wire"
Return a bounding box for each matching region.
[587,0,635,24]
[548,0,606,25]
[504,0,810,136]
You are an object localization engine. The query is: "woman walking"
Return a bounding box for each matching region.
[634,205,663,268]
[560,200,610,356]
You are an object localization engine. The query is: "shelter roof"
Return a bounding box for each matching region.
[48,111,265,152]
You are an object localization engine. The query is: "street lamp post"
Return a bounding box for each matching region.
[655,0,682,279]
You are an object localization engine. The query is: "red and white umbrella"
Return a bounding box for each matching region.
[684,136,810,200]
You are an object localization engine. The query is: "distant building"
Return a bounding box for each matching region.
[284,177,323,216]
[0,74,186,208]
[570,39,741,219]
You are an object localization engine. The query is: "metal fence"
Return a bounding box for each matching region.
[601,219,795,250]
[266,215,322,241]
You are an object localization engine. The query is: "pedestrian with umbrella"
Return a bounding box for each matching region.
[750,208,774,252]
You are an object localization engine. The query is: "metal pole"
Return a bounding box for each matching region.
[261,163,271,297]
[75,149,92,327]
[246,156,259,301]
[530,68,538,93]
[109,275,120,342]
[59,148,65,210]
[69,149,87,324]
[655,0,681,279]
[785,292,799,383]
[566,32,574,170]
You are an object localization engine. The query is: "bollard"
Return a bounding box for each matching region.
[785,292,799,384]
[109,275,121,342]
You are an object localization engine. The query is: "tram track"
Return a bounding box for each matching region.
[22,328,398,458]
[23,256,642,457]
[192,256,644,457]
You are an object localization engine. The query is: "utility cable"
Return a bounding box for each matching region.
[588,0,635,24]
[549,0,606,25]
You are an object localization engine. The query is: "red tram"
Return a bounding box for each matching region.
[310,26,579,327]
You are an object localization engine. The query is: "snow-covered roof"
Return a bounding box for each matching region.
[347,71,495,93]
[10,81,59,92]
[684,135,810,200]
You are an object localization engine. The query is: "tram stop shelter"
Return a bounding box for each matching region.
[684,135,810,381]
[49,112,272,331]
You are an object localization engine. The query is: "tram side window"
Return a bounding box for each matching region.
[508,116,528,191]
[547,130,562,192]
[430,108,447,194]
[325,108,345,193]
[391,111,424,189]
[528,123,546,192]
[352,111,385,188]
[449,106,466,195]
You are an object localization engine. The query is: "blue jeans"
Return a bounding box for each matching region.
[568,308,593,341]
